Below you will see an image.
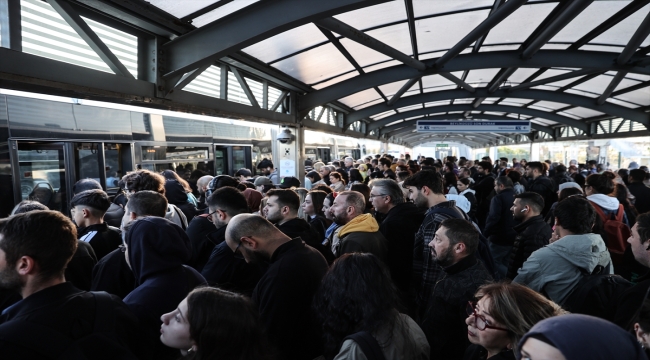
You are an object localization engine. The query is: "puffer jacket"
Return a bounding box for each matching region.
[513,233,612,305]
[506,215,552,280]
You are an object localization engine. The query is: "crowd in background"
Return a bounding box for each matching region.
[0,152,649,360]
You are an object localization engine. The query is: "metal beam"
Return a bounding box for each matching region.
[298,50,650,113]
[488,67,516,92]
[612,80,650,97]
[521,0,594,59]
[314,17,426,71]
[597,71,628,105]
[434,0,527,67]
[348,88,649,128]
[368,104,588,132]
[404,0,418,59]
[47,0,134,78]
[169,63,212,94]
[230,66,261,108]
[473,0,504,53]
[617,9,650,65]
[270,91,289,112]
[0,0,21,51]
[439,72,476,93]
[387,76,422,106]
[569,0,650,50]
[180,0,234,22]
[508,69,601,92]
[162,0,390,78]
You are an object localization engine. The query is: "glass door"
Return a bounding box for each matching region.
[214,147,227,175]
[15,142,67,213]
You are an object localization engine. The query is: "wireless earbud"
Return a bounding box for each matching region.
[520,209,527,213]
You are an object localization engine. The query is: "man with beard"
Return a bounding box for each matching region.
[195,175,214,210]
[264,189,334,263]
[256,158,280,185]
[403,170,467,319]
[326,191,388,261]
[225,214,328,360]
[421,218,492,360]
[0,210,146,359]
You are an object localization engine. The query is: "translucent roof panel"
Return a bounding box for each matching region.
[353,98,384,110]
[311,71,359,90]
[479,44,521,52]
[413,0,493,18]
[590,3,650,46]
[363,60,402,73]
[339,88,382,108]
[572,74,640,95]
[508,68,543,84]
[416,10,490,54]
[193,0,261,28]
[365,23,413,56]
[550,1,630,43]
[531,101,570,110]
[614,88,650,106]
[421,73,460,89]
[243,23,328,64]
[340,38,392,67]
[271,43,356,85]
[146,0,220,19]
[484,3,558,45]
[563,107,605,118]
[333,1,407,30]
[579,44,624,53]
[378,79,418,98]
[465,69,501,86]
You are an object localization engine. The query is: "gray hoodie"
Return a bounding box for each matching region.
[513,233,611,305]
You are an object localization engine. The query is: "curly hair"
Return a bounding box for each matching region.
[313,253,415,358]
[122,170,165,194]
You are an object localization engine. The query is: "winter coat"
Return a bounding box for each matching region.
[186,213,219,272]
[421,254,493,360]
[77,222,122,261]
[330,214,388,261]
[309,214,332,243]
[277,218,335,264]
[377,202,426,297]
[459,189,477,220]
[483,188,517,246]
[552,172,574,191]
[628,182,650,215]
[65,241,97,291]
[123,217,206,360]
[506,215,552,280]
[513,233,612,305]
[165,203,188,230]
[91,247,135,299]
[164,180,198,223]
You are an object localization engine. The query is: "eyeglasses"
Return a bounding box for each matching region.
[369,193,389,199]
[206,209,220,223]
[232,241,244,260]
[466,301,509,332]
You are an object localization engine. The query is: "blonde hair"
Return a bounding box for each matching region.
[475,282,566,352]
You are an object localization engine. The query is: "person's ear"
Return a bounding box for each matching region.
[82,208,91,219]
[15,255,36,276]
[130,212,138,221]
[241,236,259,250]
[455,242,466,254]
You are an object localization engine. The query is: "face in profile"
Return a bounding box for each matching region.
[160,297,194,351]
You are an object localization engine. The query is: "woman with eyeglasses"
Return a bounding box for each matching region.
[464,282,565,360]
[160,286,272,360]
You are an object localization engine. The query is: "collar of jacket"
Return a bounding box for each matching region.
[425,200,457,216]
[444,253,478,275]
[78,222,109,236]
[513,214,545,232]
[270,238,304,263]
[1,282,78,320]
[338,213,379,238]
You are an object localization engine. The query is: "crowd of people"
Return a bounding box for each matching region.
[0,153,649,360]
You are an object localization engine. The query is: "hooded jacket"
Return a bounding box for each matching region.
[513,233,612,305]
[331,213,388,261]
[506,215,552,280]
[459,188,477,220]
[164,180,197,223]
[123,217,206,360]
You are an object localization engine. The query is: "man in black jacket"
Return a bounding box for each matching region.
[483,176,517,278]
[0,211,146,359]
[629,170,650,215]
[551,164,574,192]
[370,179,425,307]
[264,189,334,263]
[506,192,551,280]
[421,218,492,360]
[226,214,328,360]
[525,161,557,216]
[70,189,122,261]
[471,161,496,228]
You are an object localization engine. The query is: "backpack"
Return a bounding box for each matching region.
[343,331,386,360]
[430,207,500,281]
[589,202,630,266]
[562,265,633,322]
[0,292,139,360]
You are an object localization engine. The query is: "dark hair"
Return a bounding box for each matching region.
[72,178,102,194]
[379,158,392,168]
[122,170,165,194]
[496,176,514,189]
[478,161,493,172]
[206,187,249,217]
[440,218,479,255]
[161,170,192,194]
[630,169,647,183]
[558,187,583,202]
[403,170,444,194]
[126,190,168,217]
[312,184,333,194]
[314,253,414,357]
[507,169,521,183]
[555,164,567,173]
[70,189,112,217]
[526,161,545,174]
[585,172,616,196]
[266,188,301,212]
[11,200,49,215]
[458,177,471,186]
[234,168,252,178]
[329,171,346,185]
[637,212,650,245]
[308,190,328,217]
[349,169,363,183]
[554,196,596,234]
[256,158,274,170]
[186,287,271,360]
[514,192,545,213]
[443,172,458,189]
[371,179,405,205]
[0,210,77,281]
[306,171,322,183]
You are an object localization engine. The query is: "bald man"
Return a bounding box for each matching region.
[196,175,214,210]
[225,214,328,360]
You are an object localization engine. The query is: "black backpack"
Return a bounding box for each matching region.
[0,292,139,360]
[563,265,633,322]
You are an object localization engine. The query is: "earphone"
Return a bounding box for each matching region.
[520,209,527,213]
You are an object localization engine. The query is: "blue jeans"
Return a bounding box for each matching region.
[489,242,513,279]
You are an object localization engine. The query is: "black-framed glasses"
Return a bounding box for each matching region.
[369,193,389,199]
[466,301,509,332]
[233,241,244,260]
[206,210,219,222]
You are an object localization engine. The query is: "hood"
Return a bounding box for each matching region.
[164,180,188,205]
[587,193,620,211]
[445,194,471,214]
[242,188,263,212]
[547,233,611,273]
[459,188,475,196]
[339,213,379,237]
[126,216,191,284]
